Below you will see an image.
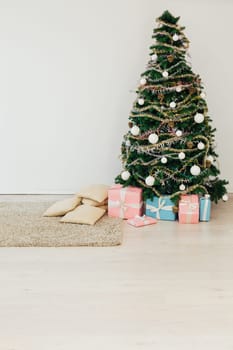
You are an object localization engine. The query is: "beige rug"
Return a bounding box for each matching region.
[0,202,122,247]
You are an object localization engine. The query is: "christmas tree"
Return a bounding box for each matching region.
[115,10,228,204]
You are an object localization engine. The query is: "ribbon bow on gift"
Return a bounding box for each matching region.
[108,188,142,218]
[134,215,150,225]
[147,197,173,219]
[180,198,198,211]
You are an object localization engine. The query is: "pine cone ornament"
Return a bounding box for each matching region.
[187,141,194,149]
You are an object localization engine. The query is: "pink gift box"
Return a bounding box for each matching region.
[178,194,199,224]
[127,215,157,227]
[108,185,143,219]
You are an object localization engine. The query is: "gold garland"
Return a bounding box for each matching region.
[130,112,167,122]
[139,82,195,93]
[131,98,206,120]
[171,152,205,178]
[156,18,182,30]
[151,42,188,53]
[135,172,208,199]
[130,112,207,124]
[145,73,196,85]
[128,143,200,153]
[152,29,190,47]
[137,178,161,196]
[170,184,208,199]
[147,60,187,74]
[160,95,201,111]
[148,152,205,176]
[152,30,185,41]
[193,135,210,168]
[161,169,191,184]
[136,135,182,148]
[128,158,160,167]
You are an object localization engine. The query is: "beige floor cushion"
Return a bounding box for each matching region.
[82,198,108,207]
[78,184,109,203]
[98,205,108,210]
[43,195,81,217]
[60,204,106,225]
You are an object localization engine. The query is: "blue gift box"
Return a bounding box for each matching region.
[145,196,177,221]
[199,195,211,221]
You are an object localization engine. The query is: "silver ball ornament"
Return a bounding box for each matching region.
[162,71,169,78]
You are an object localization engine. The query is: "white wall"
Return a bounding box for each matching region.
[0,0,232,193]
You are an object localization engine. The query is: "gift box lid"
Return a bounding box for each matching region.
[180,194,199,204]
[109,184,142,194]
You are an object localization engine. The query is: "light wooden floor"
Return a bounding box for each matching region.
[0,195,233,350]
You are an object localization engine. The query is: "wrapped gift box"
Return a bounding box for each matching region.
[199,194,211,221]
[179,194,199,224]
[127,215,157,227]
[145,196,176,221]
[108,185,143,219]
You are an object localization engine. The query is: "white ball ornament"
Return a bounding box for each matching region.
[222,194,229,202]
[178,152,185,160]
[140,77,147,86]
[200,92,206,99]
[131,125,140,136]
[176,85,182,92]
[206,155,214,163]
[162,71,169,78]
[176,130,182,137]
[170,101,176,108]
[121,170,130,181]
[190,165,201,176]
[148,133,159,144]
[179,184,186,191]
[173,33,179,41]
[161,157,167,164]
[138,98,144,106]
[145,175,155,187]
[151,53,158,61]
[125,140,131,147]
[197,142,205,150]
[194,113,204,124]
